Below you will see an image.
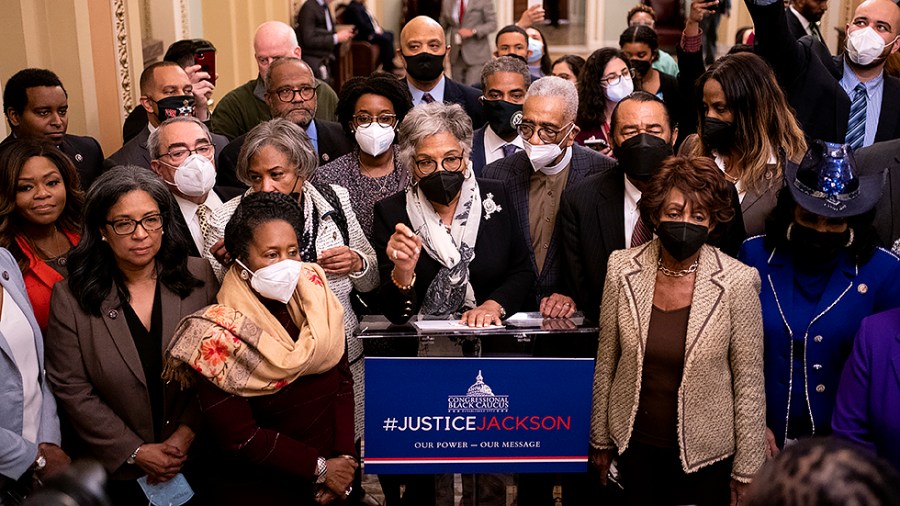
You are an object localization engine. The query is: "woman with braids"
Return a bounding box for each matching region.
[165,191,355,505]
[0,139,83,332]
[312,71,414,240]
[44,166,217,504]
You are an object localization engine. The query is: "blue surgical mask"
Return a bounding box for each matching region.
[138,473,194,506]
[527,38,543,64]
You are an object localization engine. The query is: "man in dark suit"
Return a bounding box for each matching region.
[295,0,355,80]
[786,0,830,44]
[745,0,900,148]
[217,57,351,189]
[106,62,229,175]
[2,68,103,190]
[559,92,745,324]
[342,0,396,72]
[149,116,241,258]
[483,76,615,316]
[398,16,486,129]
[855,138,900,247]
[471,56,530,176]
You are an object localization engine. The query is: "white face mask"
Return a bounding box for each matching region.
[527,37,543,64]
[846,26,898,66]
[355,123,396,157]
[523,123,574,171]
[236,258,303,304]
[174,154,217,197]
[605,76,634,103]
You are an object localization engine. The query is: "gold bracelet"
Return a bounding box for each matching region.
[391,269,416,291]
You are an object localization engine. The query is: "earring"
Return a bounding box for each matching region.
[846,227,855,247]
[240,269,250,281]
[101,236,108,242]
[786,223,794,241]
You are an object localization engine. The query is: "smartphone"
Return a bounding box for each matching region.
[584,137,609,150]
[528,0,543,8]
[194,48,216,86]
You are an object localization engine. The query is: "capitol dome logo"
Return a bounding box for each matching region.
[448,370,509,413]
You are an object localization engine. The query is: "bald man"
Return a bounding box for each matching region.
[398,16,485,128]
[746,0,900,147]
[210,21,339,140]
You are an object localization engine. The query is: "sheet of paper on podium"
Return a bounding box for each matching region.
[411,320,505,332]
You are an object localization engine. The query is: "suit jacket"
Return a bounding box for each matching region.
[342,0,377,41]
[590,242,766,481]
[854,139,900,246]
[482,145,615,305]
[786,7,808,41]
[471,126,488,177]
[0,248,60,483]
[559,168,747,323]
[103,125,231,172]
[217,119,352,190]
[747,0,900,145]
[0,133,104,191]
[738,236,900,448]
[44,258,218,478]
[296,0,337,70]
[440,0,497,67]
[371,179,536,324]
[443,77,486,130]
[832,307,900,472]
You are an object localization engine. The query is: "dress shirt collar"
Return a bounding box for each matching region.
[483,125,523,156]
[841,59,884,94]
[789,6,813,35]
[306,120,320,155]
[408,75,446,105]
[624,175,642,211]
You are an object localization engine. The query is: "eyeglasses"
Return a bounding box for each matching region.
[273,86,318,103]
[414,156,465,175]
[600,69,635,87]
[106,214,164,236]
[353,113,398,128]
[517,121,573,144]
[159,143,215,165]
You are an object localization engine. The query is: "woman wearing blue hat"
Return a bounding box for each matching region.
[738,140,900,456]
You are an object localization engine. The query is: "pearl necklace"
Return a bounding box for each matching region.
[657,257,699,277]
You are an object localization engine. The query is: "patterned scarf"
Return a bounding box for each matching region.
[163,262,345,396]
[406,171,482,315]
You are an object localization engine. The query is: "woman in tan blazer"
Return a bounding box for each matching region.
[44,166,218,505]
[590,156,766,506]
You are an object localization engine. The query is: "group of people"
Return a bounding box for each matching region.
[3,0,900,505]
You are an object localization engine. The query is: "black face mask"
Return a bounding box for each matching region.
[418,171,465,206]
[788,222,850,268]
[613,133,673,182]
[657,221,709,262]
[701,117,736,152]
[403,52,446,82]
[154,95,195,123]
[630,59,652,77]
[482,99,523,138]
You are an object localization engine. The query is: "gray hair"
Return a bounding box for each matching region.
[264,57,315,92]
[147,116,212,160]
[236,118,318,185]
[524,76,579,123]
[480,55,532,91]
[397,102,473,175]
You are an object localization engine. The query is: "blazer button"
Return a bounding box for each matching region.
[813,335,823,343]
[816,384,826,393]
[333,231,338,241]
[1,271,8,280]
[108,309,118,319]
[858,283,868,294]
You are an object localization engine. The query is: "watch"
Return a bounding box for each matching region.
[33,453,46,471]
[126,445,142,465]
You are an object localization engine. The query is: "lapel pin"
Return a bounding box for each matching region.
[75,153,84,162]
[322,153,330,162]
[108,309,118,319]
[857,283,868,294]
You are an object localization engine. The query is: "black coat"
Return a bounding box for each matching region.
[343,0,378,42]
[216,119,352,189]
[855,138,900,247]
[0,133,104,191]
[559,168,746,323]
[442,77,486,130]
[371,178,536,324]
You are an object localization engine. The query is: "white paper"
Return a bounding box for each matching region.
[412,320,505,332]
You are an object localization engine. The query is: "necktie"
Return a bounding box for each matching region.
[846,83,867,150]
[197,204,211,241]
[422,93,435,104]
[502,144,518,158]
[459,0,466,23]
[810,22,825,45]
[631,214,652,248]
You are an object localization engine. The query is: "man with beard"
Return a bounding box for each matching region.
[787,0,830,45]
[216,57,351,189]
[746,0,900,148]
[559,92,745,323]
[398,16,485,128]
[471,56,530,176]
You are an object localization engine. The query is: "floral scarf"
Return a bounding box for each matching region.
[164,262,345,396]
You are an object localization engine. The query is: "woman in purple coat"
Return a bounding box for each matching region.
[833,307,900,471]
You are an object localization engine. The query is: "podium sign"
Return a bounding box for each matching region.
[364,357,595,474]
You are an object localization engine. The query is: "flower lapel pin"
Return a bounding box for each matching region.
[483,193,502,220]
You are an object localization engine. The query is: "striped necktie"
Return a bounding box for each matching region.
[422,92,435,104]
[846,83,867,150]
[810,22,825,45]
[631,215,652,248]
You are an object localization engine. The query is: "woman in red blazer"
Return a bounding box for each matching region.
[0,140,82,332]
